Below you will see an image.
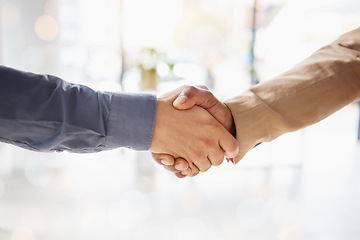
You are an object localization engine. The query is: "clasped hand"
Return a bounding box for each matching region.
[149,85,239,178]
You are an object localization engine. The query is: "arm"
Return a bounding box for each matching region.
[0,66,238,172]
[0,65,157,152]
[153,27,360,175]
[225,27,360,163]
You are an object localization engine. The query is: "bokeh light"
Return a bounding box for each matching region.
[34,15,58,41]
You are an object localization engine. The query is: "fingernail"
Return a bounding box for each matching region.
[181,169,190,175]
[175,163,185,171]
[225,151,235,158]
[161,160,171,166]
[174,95,188,105]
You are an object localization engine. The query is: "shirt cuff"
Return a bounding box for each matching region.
[106,92,157,150]
[224,91,268,164]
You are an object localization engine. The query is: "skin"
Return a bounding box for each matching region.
[149,86,239,173]
[151,85,237,177]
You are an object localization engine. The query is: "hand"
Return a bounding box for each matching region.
[152,85,237,177]
[149,86,239,173]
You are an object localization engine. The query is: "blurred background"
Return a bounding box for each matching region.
[0,0,360,239]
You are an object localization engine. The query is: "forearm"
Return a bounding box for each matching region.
[0,66,157,152]
[225,27,360,164]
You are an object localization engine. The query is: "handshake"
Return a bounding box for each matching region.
[149,85,239,178]
[148,27,360,177]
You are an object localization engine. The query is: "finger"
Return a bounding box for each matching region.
[181,168,191,176]
[162,157,190,173]
[172,85,235,134]
[191,156,211,172]
[219,130,240,158]
[151,152,175,166]
[174,158,190,171]
[188,163,200,177]
[163,165,180,173]
[208,150,225,166]
[175,172,188,178]
[173,86,216,110]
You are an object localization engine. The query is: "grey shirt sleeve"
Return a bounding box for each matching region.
[0,65,157,152]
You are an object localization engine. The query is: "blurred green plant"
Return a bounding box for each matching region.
[137,48,160,89]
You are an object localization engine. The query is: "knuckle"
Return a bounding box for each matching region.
[183,85,197,94]
[196,84,209,90]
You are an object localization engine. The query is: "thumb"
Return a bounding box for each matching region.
[172,85,234,134]
[173,85,215,110]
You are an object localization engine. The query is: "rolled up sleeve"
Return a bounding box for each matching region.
[225,27,360,164]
